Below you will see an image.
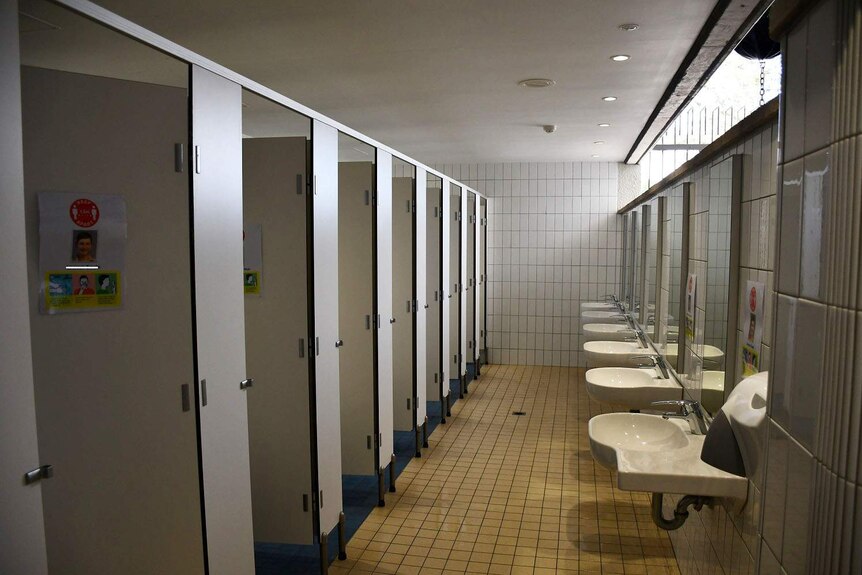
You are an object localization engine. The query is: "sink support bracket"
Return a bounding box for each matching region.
[650,492,713,530]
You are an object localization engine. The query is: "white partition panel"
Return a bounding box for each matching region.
[414,167,427,427]
[392,176,415,431]
[191,65,254,575]
[466,194,476,366]
[1,4,48,572]
[311,119,343,534]
[338,161,376,476]
[460,190,468,380]
[375,152,394,468]
[441,178,451,398]
[244,137,313,544]
[478,198,487,364]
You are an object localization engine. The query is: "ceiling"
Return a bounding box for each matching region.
[22,0,723,165]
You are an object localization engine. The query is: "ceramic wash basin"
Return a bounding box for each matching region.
[583,323,635,342]
[582,310,628,323]
[581,302,618,311]
[588,412,748,499]
[665,343,725,368]
[585,367,683,410]
[701,371,725,414]
[584,341,652,367]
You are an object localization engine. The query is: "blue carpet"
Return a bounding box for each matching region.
[253,367,479,574]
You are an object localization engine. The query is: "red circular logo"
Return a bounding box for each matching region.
[749,287,757,312]
[70,198,99,228]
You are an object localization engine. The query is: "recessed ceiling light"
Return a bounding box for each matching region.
[611,54,630,62]
[618,23,639,31]
[591,154,600,158]
[602,96,618,102]
[598,123,611,127]
[518,78,556,88]
[594,141,605,145]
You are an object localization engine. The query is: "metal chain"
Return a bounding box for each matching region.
[759,60,766,106]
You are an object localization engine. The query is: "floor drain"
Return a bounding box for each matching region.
[512,411,526,416]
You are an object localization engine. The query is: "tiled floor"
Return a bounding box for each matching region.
[333,364,681,575]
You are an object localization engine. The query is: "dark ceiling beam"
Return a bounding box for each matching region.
[624,0,774,165]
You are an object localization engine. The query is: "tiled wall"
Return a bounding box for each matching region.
[627,118,778,575]
[432,162,621,367]
[762,0,862,573]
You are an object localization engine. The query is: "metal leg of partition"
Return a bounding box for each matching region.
[423,416,429,448]
[337,512,347,560]
[446,394,452,417]
[459,377,464,399]
[377,468,386,507]
[463,374,468,395]
[414,425,422,458]
[320,532,329,575]
[389,453,396,492]
[441,400,446,425]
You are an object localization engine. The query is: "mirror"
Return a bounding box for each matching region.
[662,185,685,371]
[626,210,640,313]
[632,210,642,315]
[642,200,658,333]
[701,157,734,412]
[620,213,630,306]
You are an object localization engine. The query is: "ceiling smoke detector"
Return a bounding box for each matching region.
[543,124,557,134]
[518,78,556,88]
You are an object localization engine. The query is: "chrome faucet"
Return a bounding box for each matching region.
[651,399,711,435]
[632,354,670,379]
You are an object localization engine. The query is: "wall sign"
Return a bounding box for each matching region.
[243,224,263,295]
[685,272,697,343]
[38,192,126,314]
[740,280,765,376]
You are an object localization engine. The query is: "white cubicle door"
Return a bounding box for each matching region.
[191,65,254,575]
[392,175,415,431]
[460,189,468,381]
[338,161,376,476]
[243,136,314,545]
[466,193,476,367]
[376,152,395,468]
[311,120,343,534]
[414,167,427,428]
[426,181,442,404]
[448,184,461,390]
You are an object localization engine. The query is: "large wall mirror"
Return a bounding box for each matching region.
[630,211,641,313]
[642,200,659,332]
[661,184,687,371]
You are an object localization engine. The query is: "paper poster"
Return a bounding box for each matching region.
[740,281,765,376]
[38,193,126,314]
[243,224,263,295]
[684,273,697,343]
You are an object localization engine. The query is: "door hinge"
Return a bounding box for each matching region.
[367,435,373,449]
[364,189,370,206]
[319,490,324,508]
[299,338,306,358]
[434,373,438,383]
[296,174,303,195]
[378,433,382,447]
[194,145,201,174]
[407,398,411,410]
[411,200,416,213]
[174,143,184,173]
[24,464,54,485]
[366,315,371,330]
[181,384,190,412]
[303,493,310,512]
[200,379,208,407]
[434,206,439,217]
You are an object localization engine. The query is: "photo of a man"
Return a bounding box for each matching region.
[97,274,116,295]
[74,275,95,295]
[71,230,98,262]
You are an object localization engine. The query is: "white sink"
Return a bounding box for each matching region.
[581,302,618,311]
[701,371,725,413]
[582,310,627,323]
[665,343,725,368]
[588,413,748,499]
[583,323,635,342]
[585,367,683,410]
[584,341,652,367]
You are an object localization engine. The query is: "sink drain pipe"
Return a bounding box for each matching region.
[651,493,713,530]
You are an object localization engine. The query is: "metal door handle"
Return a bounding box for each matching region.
[24,464,54,485]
